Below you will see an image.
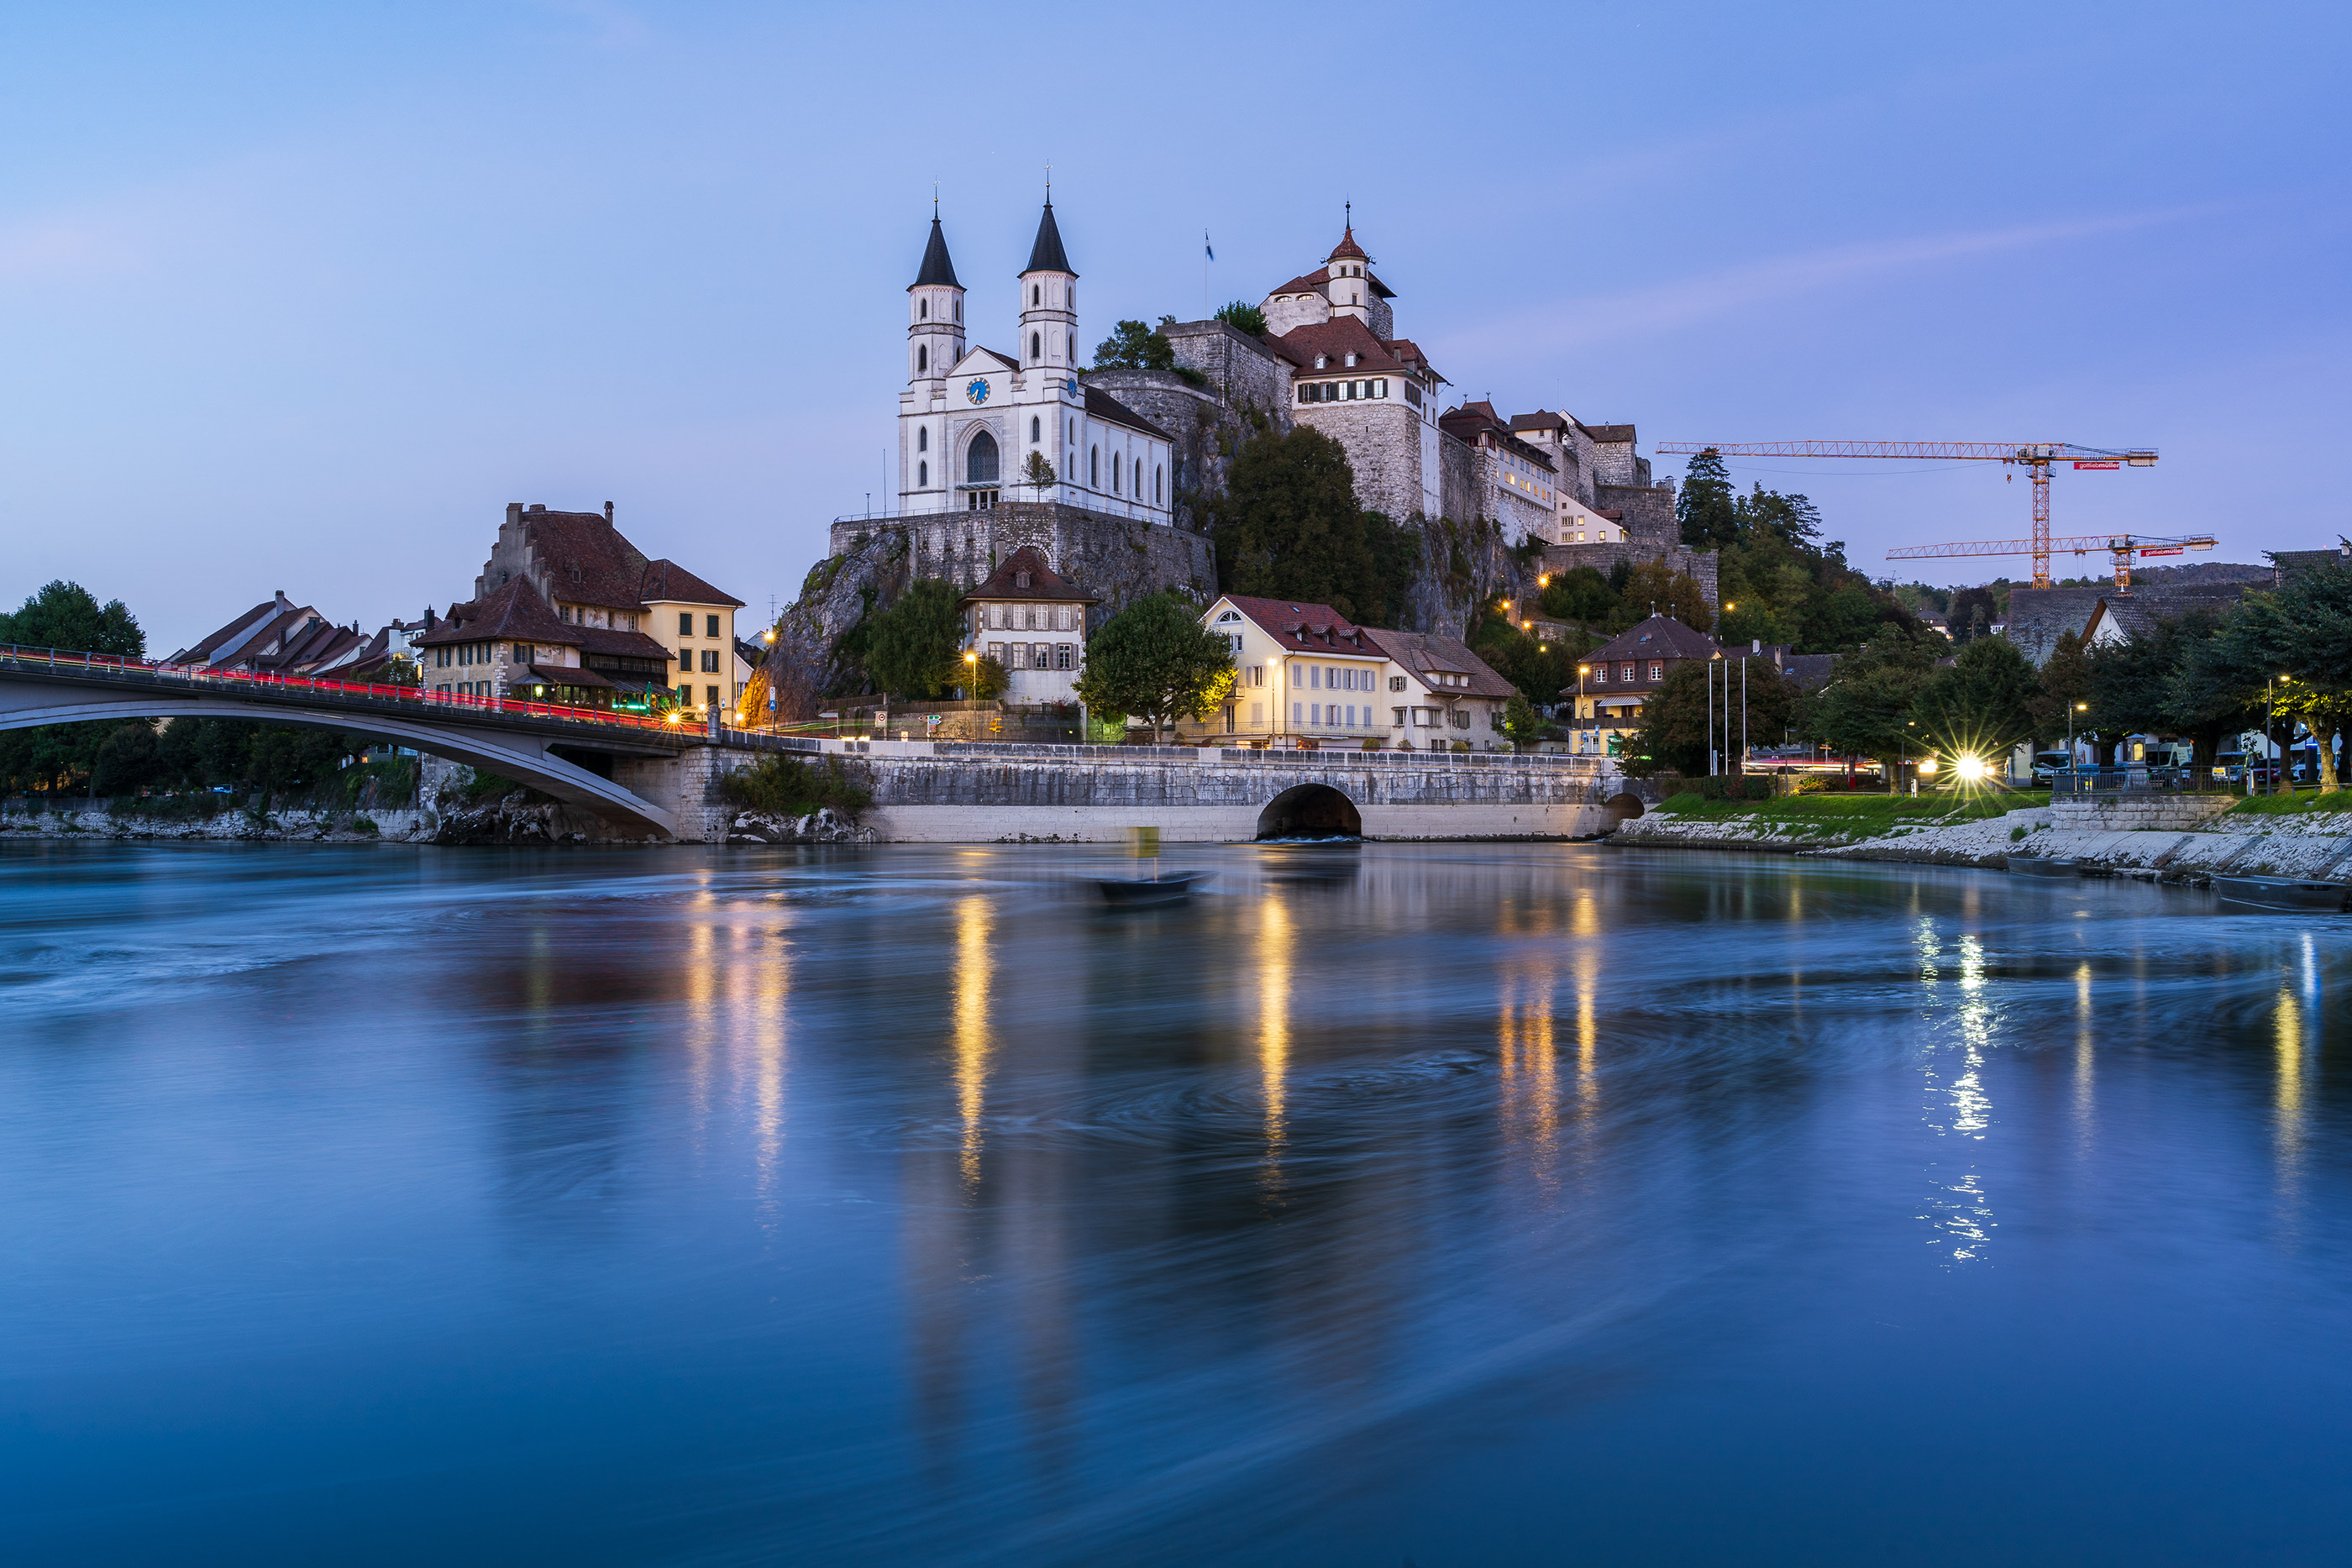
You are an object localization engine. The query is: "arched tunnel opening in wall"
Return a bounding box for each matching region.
[1604,791,1646,828]
[1257,784,1363,839]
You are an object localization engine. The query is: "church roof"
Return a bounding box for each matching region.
[910,215,961,291]
[1023,201,1074,275]
[1084,384,1171,441]
[1327,225,1370,264]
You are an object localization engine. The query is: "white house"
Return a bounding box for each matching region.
[958,547,1099,709]
[1182,594,1518,748]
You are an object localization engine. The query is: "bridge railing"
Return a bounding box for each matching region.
[0,642,701,738]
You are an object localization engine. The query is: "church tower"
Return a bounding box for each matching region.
[1017,197,1078,377]
[908,210,965,388]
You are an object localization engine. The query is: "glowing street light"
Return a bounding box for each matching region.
[1956,755,1988,783]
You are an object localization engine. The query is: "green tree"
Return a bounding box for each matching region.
[1213,301,1267,337]
[1912,635,2040,763]
[1021,449,1057,496]
[1212,428,1383,621]
[2225,562,2352,789]
[1502,692,1541,747]
[1618,558,1714,635]
[1676,448,1738,549]
[1073,593,1235,741]
[1804,632,1943,787]
[1539,566,1616,627]
[2087,609,2260,774]
[1092,318,1175,371]
[2026,629,2092,751]
[0,579,144,657]
[863,579,966,700]
[1630,656,1798,777]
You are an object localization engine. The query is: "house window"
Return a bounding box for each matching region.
[968,430,1000,485]
[1392,707,1405,726]
[1291,702,1303,723]
[707,616,720,637]
[1594,666,1608,684]
[1249,666,1264,686]
[1389,675,1405,691]
[988,641,1004,663]
[676,684,691,705]
[707,685,720,709]
[1056,643,1073,669]
[680,647,692,667]
[1648,661,1662,680]
[701,649,718,673]
[1620,663,1635,682]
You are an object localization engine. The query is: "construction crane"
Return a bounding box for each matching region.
[1654,441,2159,588]
[1885,531,2216,595]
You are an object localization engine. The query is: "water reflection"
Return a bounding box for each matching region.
[956,894,992,1193]
[1259,893,1290,1205]
[1915,919,1998,1263]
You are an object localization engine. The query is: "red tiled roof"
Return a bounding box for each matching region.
[492,506,738,612]
[1216,595,1382,655]
[417,575,576,648]
[1357,627,1516,700]
[1273,317,1412,378]
[1583,423,1636,443]
[960,546,1100,605]
[639,558,743,608]
[1586,614,1720,664]
[1270,266,1331,297]
[575,624,677,660]
[1327,227,1369,264]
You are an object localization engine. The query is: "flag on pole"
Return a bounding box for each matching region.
[1205,232,1214,261]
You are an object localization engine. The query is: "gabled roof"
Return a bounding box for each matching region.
[956,345,1020,374]
[1588,615,1721,664]
[490,504,740,614]
[960,546,1100,606]
[1084,384,1171,441]
[1215,595,1383,655]
[1583,423,1637,444]
[639,558,743,608]
[1270,258,1394,302]
[1023,200,1074,275]
[417,574,577,648]
[1358,627,1516,699]
[911,215,961,291]
[1271,316,1411,377]
[1441,401,1557,471]
[1510,410,1574,434]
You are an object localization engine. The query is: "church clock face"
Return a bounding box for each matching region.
[965,379,990,405]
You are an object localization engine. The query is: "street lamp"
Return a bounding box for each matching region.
[2066,701,2087,793]
[963,648,978,705]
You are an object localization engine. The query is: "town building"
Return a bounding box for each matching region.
[415,575,612,707]
[1438,401,1559,545]
[1567,615,1723,753]
[464,501,744,715]
[1184,594,1516,748]
[170,591,377,676]
[959,547,1100,709]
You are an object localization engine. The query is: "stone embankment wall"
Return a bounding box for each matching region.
[1610,797,2352,886]
[0,802,427,842]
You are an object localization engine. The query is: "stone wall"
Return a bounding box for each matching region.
[2050,794,2236,832]
[1595,483,1676,539]
[1083,367,1269,534]
[1297,398,1429,524]
[1162,320,1295,420]
[1540,540,1719,606]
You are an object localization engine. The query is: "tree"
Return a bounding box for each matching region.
[1631,656,1797,777]
[1213,301,1267,337]
[1676,448,1738,549]
[1021,449,1056,496]
[2027,629,2092,752]
[1212,428,1383,621]
[1619,558,1714,636]
[1804,632,1944,787]
[0,579,144,657]
[1502,692,1541,747]
[1539,567,1616,627]
[1735,484,1822,546]
[1092,318,1174,372]
[1074,593,1235,741]
[863,579,965,700]
[2087,609,2259,774]
[2228,562,2352,789]
[966,654,1009,701]
[1912,635,2040,763]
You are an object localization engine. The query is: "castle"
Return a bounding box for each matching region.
[795,198,1709,690]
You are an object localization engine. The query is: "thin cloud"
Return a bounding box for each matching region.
[1442,205,2220,360]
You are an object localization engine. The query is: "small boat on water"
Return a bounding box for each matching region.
[1095,872,1202,906]
[2212,875,2349,913]
[2008,857,2080,878]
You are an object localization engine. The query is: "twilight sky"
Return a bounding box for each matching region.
[4,1,2345,653]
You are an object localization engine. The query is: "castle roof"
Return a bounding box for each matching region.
[911,214,961,291]
[1583,423,1637,444]
[1509,410,1576,434]
[1327,225,1369,264]
[1023,200,1074,275]
[1269,316,1411,376]
[1441,401,1556,470]
[1268,264,1396,301]
[960,546,1100,605]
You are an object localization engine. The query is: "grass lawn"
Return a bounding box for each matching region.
[2224,789,2352,817]
[1653,789,2046,838]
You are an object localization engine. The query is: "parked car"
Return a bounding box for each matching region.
[2029,751,2074,784]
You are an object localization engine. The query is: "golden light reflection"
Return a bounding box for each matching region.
[954,894,992,1193]
[753,917,791,1212]
[2274,983,2304,1175]
[1260,894,1290,1202]
[1498,968,1560,1193]
[685,896,720,1134]
[2071,960,2095,1145]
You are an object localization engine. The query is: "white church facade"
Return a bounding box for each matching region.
[897,202,1173,526]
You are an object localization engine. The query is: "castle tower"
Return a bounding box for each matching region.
[1325,224,1373,327]
[1018,198,1078,376]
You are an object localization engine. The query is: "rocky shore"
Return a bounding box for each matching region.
[1610,797,2352,886]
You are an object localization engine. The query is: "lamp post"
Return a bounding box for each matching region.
[963,648,977,707]
[2067,702,2087,795]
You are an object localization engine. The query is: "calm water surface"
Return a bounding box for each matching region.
[3,841,2348,1564]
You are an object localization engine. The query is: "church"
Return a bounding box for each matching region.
[897,200,1174,528]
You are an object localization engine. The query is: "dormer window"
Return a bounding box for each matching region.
[1016,572,1032,588]
[1315,355,1328,370]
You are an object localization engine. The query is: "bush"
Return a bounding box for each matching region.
[2009,825,2029,842]
[718,753,872,820]
[1698,775,1775,800]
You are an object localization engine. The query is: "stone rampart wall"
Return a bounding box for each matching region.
[1595,484,1676,538]
[1541,540,1719,606]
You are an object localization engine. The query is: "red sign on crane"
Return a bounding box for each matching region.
[2073,460,2121,470]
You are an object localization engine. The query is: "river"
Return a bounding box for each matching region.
[3,841,2347,1564]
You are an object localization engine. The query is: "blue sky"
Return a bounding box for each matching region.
[4,2,2345,653]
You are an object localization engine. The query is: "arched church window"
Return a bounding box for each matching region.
[916,344,927,373]
[1032,285,1041,307]
[1030,417,1041,442]
[918,460,928,487]
[968,431,1000,485]
[1089,447,1098,487]
[954,300,961,323]
[1111,453,1121,493]
[920,299,928,319]
[917,427,927,452]
[1031,332,1041,359]
[1154,464,1163,503]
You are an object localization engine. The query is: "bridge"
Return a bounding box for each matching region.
[3,647,1638,843]
[0,646,764,836]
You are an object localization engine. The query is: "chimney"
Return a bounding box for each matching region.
[505,502,522,528]
[274,590,291,611]
[1752,639,1761,654]
[528,502,546,514]
[604,501,615,524]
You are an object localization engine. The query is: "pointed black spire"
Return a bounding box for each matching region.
[1022,200,1074,276]
[911,214,961,291]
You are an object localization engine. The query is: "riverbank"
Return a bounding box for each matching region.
[1610,789,2352,885]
